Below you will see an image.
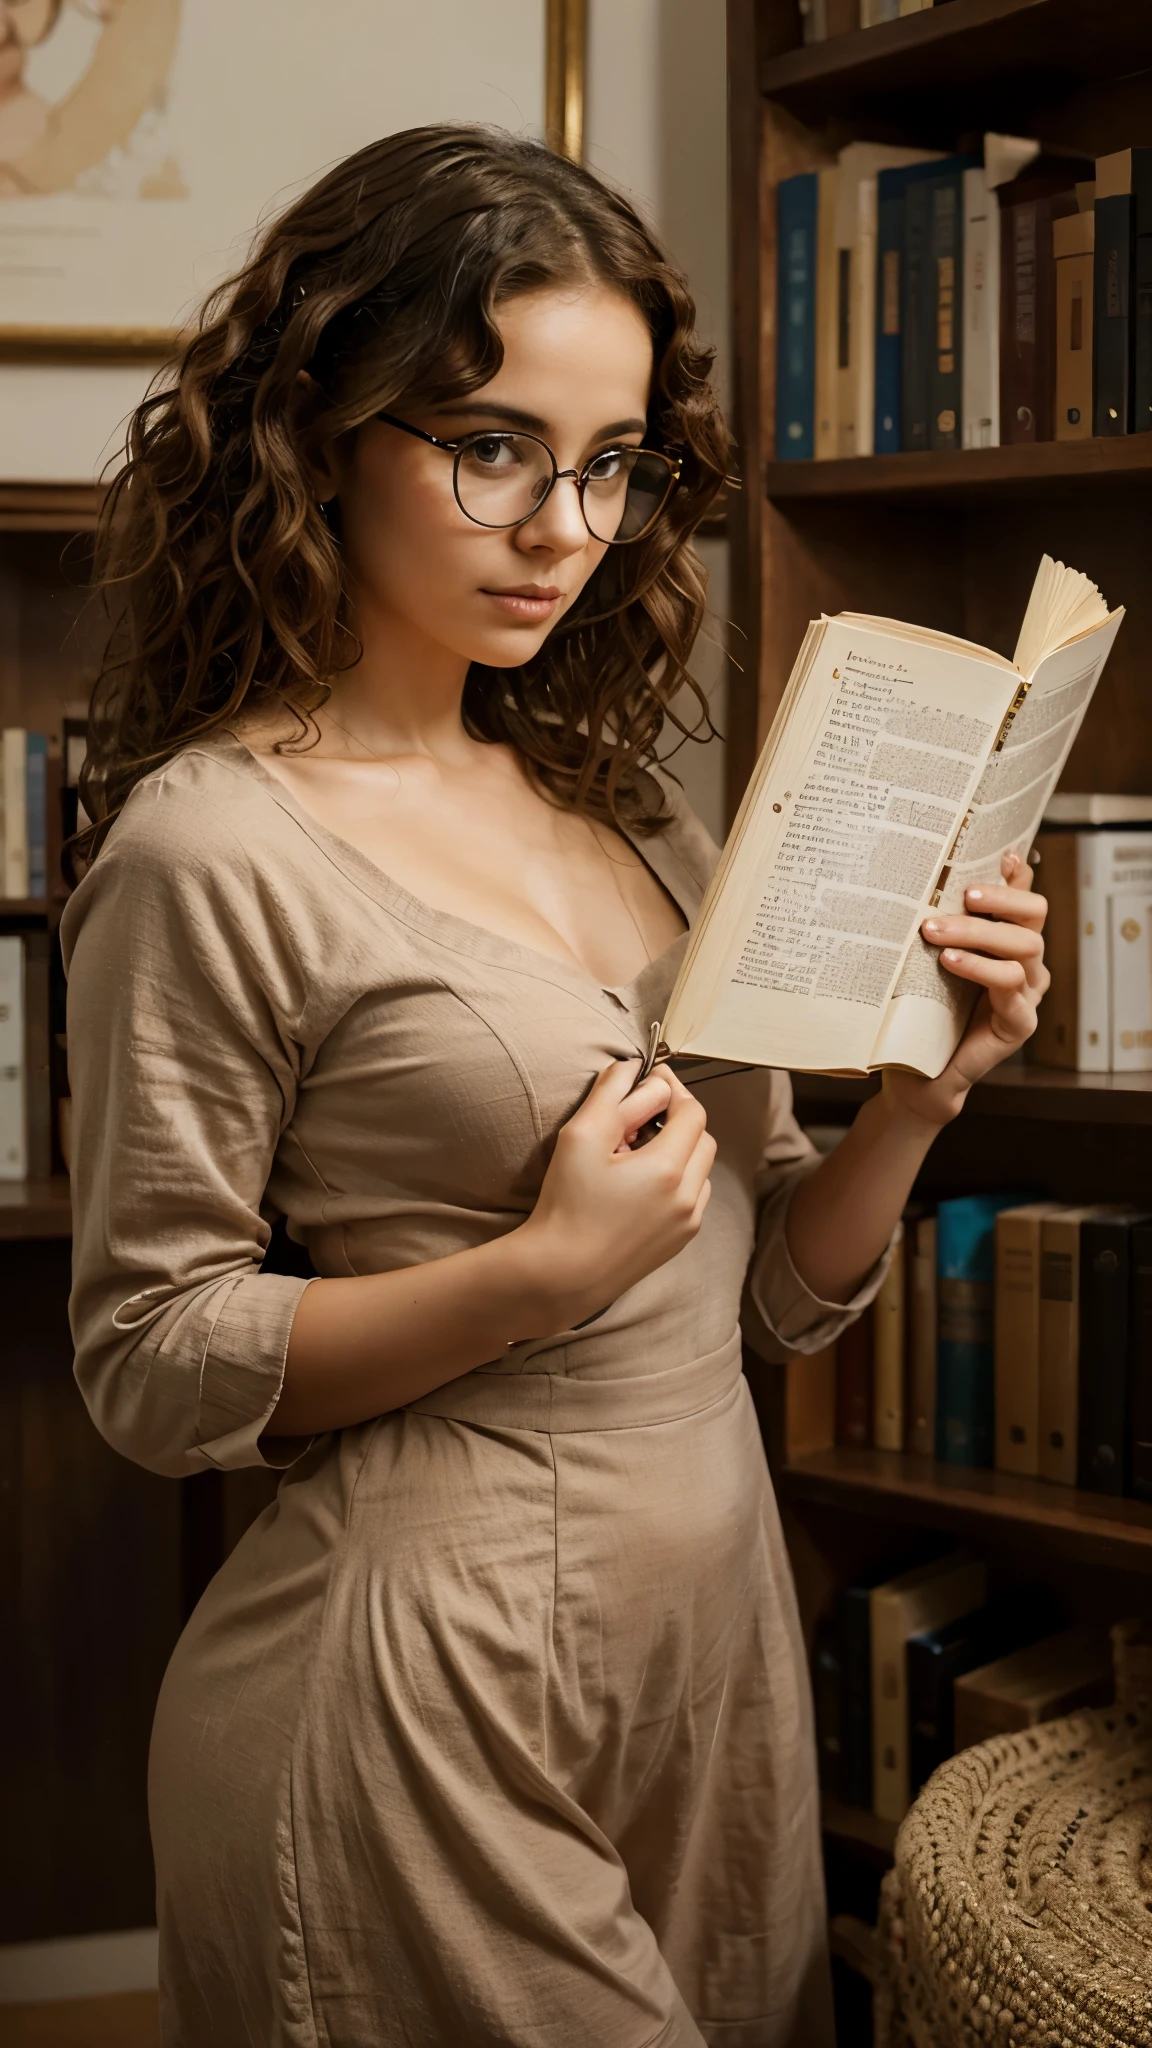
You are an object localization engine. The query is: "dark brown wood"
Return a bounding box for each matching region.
[779,1444,1152,1574]
[0,1240,182,1941]
[759,0,1152,139]
[791,1064,1152,1124]
[0,482,104,532]
[766,435,1152,503]
[823,1796,897,1862]
[0,1177,72,1240]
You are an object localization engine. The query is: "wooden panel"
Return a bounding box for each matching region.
[780,1445,1152,1573]
[1,1241,183,1941]
[4,1991,158,2047]
[0,483,104,533]
[0,1179,71,1240]
[0,532,100,739]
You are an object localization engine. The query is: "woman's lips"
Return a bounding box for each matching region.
[481,586,562,622]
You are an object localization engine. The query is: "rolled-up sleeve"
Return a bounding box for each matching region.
[62,779,315,1478]
[740,1070,895,1363]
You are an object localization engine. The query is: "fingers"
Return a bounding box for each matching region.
[960,879,1048,931]
[922,913,1044,963]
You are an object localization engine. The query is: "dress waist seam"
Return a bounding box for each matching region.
[405,1331,743,1434]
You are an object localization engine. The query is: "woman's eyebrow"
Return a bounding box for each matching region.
[432,400,648,440]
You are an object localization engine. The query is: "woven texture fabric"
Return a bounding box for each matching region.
[876,1698,1152,2047]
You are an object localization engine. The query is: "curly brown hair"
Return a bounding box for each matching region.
[80,124,731,856]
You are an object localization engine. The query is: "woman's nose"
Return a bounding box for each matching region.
[514,470,592,558]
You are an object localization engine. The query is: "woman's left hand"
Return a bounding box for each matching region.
[883,850,1049,1130]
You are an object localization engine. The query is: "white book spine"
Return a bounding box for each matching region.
[0,934,26,1181]
[962,167,1000,449]
[2,729,28,899]
[1110,894,1152,1071]
[1076,835,1111,1070]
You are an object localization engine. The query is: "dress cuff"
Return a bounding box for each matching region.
[196,1271,316,1469]
[742,1162,896,1362]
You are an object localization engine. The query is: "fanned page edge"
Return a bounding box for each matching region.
[660,618,827,1050]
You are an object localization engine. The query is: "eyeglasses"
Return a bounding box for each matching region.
[376,412,681,545]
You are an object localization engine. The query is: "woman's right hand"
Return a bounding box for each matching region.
[518,1058,716,1331]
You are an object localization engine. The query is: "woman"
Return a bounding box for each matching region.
[64,127,1049,2047]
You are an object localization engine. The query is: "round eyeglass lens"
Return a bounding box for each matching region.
[454,434,555,529]
[582,447,675,544]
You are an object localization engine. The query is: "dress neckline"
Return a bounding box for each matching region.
[202,731,702,1016]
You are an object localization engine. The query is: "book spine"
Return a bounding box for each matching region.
[1076,833,1111,1070]
[994,1211,1043,1476]
[1055,239,1094,441]
[813,1615,844,1795]
[1077,1218,1133,1495]
[0,934,26,1180]
[1094,191,1133,434]
[1001,200,1038,443]
[1034,197,1065,442]
[1038,1214,1081,1486]
[2,730,28,899]
[1135,231,1152,434]
[815,168,840,459]
[25,733,47,902]
[854,174,878,458]
[901,177,931,451]
[937,1277,994,1466]
[1110,893,1152,1070]
[962,166,999,449]
[908,1213,937,1457]
[1028,832,1079,1069]
[873,1228,905,1449]
[875,178,904,452]
[776,175,818,461]
[798,0,829,41]
[826,0,860,33]
[835,1309,873,1447]
[837,1585,873,1806]
[22,931,51,1182]
[1131,1224,1152,1504]
[928,172,963,450]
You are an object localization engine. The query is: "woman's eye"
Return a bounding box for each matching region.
[587,450,626,483]
[470,436,516,468]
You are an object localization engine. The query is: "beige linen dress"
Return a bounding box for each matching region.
[62,734,885,2048]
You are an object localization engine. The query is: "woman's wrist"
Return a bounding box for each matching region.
[481,1218,589,1344]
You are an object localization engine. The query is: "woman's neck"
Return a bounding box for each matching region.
[314,592,474,762]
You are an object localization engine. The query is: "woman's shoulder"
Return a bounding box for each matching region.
[59,732,328,968]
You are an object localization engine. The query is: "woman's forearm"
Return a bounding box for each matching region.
[268,1226,566,1437]
[784,1086,939,1306]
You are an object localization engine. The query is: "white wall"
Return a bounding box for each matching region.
[585,0,730,839]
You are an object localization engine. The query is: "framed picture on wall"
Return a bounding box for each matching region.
[0,0,549,364]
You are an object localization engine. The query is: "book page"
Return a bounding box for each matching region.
[662,620,1019,1073]
[871,611,1125,1076]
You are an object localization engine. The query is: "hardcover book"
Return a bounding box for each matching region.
[1029,828,1152,1071]
[1130,1222,1152,1503]
[961,164,1000,449]
[1093,149,1152,434]
[1054,209,1094,441]
[1078,1209,1150,1495]
[873,1223,906,1450]
[994,1202,1067,1477]
[937,1193,1030,1468]
[871,1551,986,1821]
[776,173,818,461]
[1038,1206,1097,1486]
[1000,182,1077,442]
[907,1210,937,1458]
[953,1627,1112,1750]
[651,557,1122,1080]
[908,1596,1056,1795]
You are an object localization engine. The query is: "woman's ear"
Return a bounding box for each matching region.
[293,370,342,504]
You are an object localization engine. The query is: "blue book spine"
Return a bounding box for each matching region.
[875,173,905,453]
[25,733,47,901]
[936,1193,1030,1467]
[776,172,817,461]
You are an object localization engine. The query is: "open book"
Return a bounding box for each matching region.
[659,557,1123,1079]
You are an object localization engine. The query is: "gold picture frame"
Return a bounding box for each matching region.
[546,0,587,165]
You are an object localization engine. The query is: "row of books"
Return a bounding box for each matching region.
[813,1547,1113,1822]
[1,729,49,900]
[775,140,1152,460]
[838,1194,1152,1498]
[800,0,952,43]
[1031,810,1152,1072]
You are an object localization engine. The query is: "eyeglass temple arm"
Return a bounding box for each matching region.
[375,411,459,451]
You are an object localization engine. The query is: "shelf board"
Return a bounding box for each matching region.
[790,1063,1152,1125]
[766,436,1152,506]
[0,897,50,922]
[822,1796,897,1861]
[0,482,104,532]
[0,1176,71,1240]
[758,0,1152,131]
[779,1445,1152,1574]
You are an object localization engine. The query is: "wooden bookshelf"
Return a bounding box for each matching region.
[791,1063,1152,1125]
[0,481,104,532]
[822,1795,897,1863]
[0,1176,71,1239]
[766,435,1152,504]
[781,1447,1152,1575]
[758,0,1152,131]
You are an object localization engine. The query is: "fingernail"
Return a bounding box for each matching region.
[942,948,961,962]
[923,918,941,934]
[967,888,983,902]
